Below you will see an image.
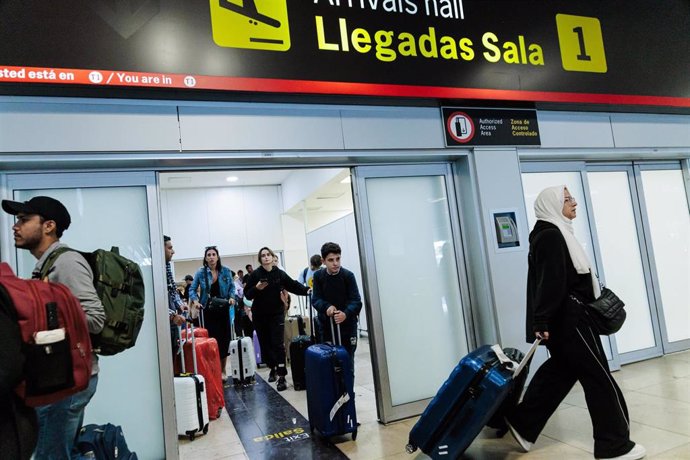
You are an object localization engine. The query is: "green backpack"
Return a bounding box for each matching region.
[41,247,145,356]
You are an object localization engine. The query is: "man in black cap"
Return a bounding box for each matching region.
[2,196,105,460]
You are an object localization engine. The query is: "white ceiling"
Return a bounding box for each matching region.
[160,170,295,189]
[160,169,354,218]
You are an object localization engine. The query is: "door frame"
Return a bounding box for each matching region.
[633,161,690,354]
[351,163,473,424]
[0,171,178,460]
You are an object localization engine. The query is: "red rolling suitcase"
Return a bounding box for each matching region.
[180,326,208,339]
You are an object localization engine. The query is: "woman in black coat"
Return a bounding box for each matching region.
[505,185,645,460]
[244,247,309,391]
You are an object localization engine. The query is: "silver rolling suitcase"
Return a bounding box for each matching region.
[228,326,257,385]
[174,323,210,440]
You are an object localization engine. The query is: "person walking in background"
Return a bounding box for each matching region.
[164,236,187,357]
[244,247,309,391]
[233,269,253,337]
[298,254,322,289]
[188,246,236,382]
[311,242,362,376]
[2,196,106,460]
[242,264,253,288]
[505,186,645,460]
[182,274,194,302]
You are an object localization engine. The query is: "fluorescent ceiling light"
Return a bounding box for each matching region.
[226,176,239,182]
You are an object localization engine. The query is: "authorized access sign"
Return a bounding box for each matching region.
[442,108,540,146]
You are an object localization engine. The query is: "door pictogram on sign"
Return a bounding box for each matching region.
[210,0,290,51]
[447,112,475,143]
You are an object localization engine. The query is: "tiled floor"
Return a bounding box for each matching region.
[180,340,690,460]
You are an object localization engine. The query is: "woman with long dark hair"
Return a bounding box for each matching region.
[245,247,309,391]
[189,246,236,382]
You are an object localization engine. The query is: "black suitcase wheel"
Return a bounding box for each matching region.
[352,429,357,441]
[188,433,195,441]
[405,443,417,454]
[203,425,209,435]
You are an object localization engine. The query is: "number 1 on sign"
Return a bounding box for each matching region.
[572,26,592,61]
[556,14,607,73]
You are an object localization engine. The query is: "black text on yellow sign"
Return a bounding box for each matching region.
[315,17,545,65]
[210,0,291,51]
[555,14,607,73]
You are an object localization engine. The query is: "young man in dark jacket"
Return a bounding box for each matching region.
[311,242,362,375]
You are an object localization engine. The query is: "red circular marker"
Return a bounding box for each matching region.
[447,111,475,143]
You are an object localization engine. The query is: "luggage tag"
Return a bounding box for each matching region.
[34,328,66,345]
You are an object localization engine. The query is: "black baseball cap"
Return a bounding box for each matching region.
[184,274,194,281]
[2,196,71,235]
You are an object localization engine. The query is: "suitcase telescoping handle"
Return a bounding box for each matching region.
[178,320,199,375]
[491,338,541,378]
[329,315,343,347]
[178,325,186,374]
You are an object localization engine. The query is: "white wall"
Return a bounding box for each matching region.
[306,213,368,333]
[537,111,690,150]
[161,185,283,261]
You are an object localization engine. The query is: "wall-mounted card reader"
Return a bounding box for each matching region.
[493,211,520,249]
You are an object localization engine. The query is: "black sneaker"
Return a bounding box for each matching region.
[277,377,287,391]
[268,369,277,382]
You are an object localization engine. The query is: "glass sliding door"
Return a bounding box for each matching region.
[352,164,471,423]
[2,172,174,460]
[522,160,690,366]
[637,164,690,353]
[586,167,662,361]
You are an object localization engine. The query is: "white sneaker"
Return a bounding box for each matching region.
[597,444,647,460]
[505,418,532,452]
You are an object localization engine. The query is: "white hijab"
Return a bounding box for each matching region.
[534,186,601,297]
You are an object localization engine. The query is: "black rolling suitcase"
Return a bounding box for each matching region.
[289,296,315,391]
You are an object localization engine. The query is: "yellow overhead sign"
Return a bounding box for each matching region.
[210,0,291,51]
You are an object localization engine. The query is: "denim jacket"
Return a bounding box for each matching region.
[189,265,236,306]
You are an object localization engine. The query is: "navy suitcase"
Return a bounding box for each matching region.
[305,320,357,440]
[406,340,539,459]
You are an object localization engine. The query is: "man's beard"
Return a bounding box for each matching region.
[15,233,41,250]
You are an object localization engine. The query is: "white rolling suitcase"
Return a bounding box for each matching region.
[229,327,256,385]
[174,324,210,440]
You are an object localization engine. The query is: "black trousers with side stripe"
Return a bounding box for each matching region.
[508,299,635,459]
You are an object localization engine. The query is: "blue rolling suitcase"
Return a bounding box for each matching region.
[406,340,539,459]
[305,319,358,440]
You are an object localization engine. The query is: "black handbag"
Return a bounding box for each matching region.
[206,297,230,310]
[204,270,230,311]
[571,287,626,335]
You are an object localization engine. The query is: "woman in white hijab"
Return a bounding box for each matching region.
[505,186,645,460]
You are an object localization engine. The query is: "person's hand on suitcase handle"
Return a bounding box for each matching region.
[327,305,346,324]
[535,331,549,340]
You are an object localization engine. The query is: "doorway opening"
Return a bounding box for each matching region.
[158,167,376,443]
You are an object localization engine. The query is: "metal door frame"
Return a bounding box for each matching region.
[351,163,473,424]
[0,171,178,460]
